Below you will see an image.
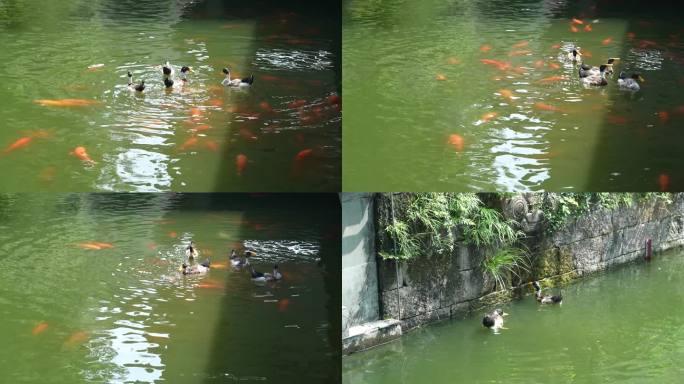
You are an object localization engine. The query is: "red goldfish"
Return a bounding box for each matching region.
[571,18,584,25]
[480,44,492,53]
[512,41,529,48]
[204,140,219,152]
[70,146,95,163]
[168,231,177,238]
[536,76,566,83]
[480,59,510,71]
[64,331,89,347]
[295,149,313,160]
[534,60,545,68]
[548,62,561,70]
[436,74,447,81]
[498,89,514,100]
[602,37,613,45]
[534,102,562,112]
[584,24,592,32]
[236,154,248,175]
[327,94,340,105]
[179,137,198,150]
[32,322,49,335]
[570,25,579,33]
[509,50,532,56]
[551,43,561,49]
[209,99,223,107]
[659,174,670,191]
[34,99,101,107]
[288,99,307,109]
[278,298,290,312]
[448,134,464,151]
[259,101,274,113]
[658,111,669,123]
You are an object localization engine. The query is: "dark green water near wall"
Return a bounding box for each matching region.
[343,0,684,191]
[0,0,341,192]
[0,193,340,383]
[343,248,684,383]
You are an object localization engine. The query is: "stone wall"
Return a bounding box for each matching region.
[375,193,684,332]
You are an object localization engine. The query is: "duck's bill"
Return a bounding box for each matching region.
[503,312,509,316]
[639,76,646,82]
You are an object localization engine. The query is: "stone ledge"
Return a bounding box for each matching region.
[342,319,402,355]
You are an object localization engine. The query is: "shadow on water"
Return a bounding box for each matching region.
[200,194,341,383]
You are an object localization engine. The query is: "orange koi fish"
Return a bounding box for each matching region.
[512,41,529,48]
[70,146,95,163]
[480,44,492,52]
[259,101,274,113]
[278,298,290,312]
[209,99,223,107]
[288,99,307,109]
[76,243,102,250]
[327,94,340,105]
[168,231,177,238]
[236,154,247,175]
[509,49,531,56]
[436,74,447,81]
[447,57,461,65]
[204,140,219,152]
[480,112,498,123]
[548,62,561,70]
[584,24,592,32]
[658,111,669,123]
[3,136,33,154]
[34,99,101,107]
[448,134,464,151]
[198,282,224,289]
[64,331,89,347]
[210,262,228,269]
[480,59,510,71]
[551,43,561,49]
[179,136,198,150]
[193,124,212,132]
[499,89,514,100]
[534,102,562,112]
[92,242,114,249]
[32,322,49,335]
[570,25,579,33]
[571,18,584,25]
[536,76,566,83]
[295,148,313,160]
[659,174,670,191]
[534,60,545,68]
[602,37,613,45]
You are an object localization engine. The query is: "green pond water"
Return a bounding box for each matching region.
[0,193,340,383]
[343,0,684,191]
[343,248,684,383]
[0,0,340,192]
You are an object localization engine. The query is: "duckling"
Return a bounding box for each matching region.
[222,68,254,87]
[568,49,582,62]
[179,66,191,83]
[185,241,199,260]
[580,64,608,86]
[617,72,644,92]
[532,281,562,304]
[482,308,507,330]
[127,71,145,92]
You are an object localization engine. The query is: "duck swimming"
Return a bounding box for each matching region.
[229,249,249,267]
[162,61,175,88]
[617,72,644,92]
[185,241,199,260]
[222,68,254,87]
[532,281,563,304]
[250,264,282,282]
[179,66,191,83]
[568,49,582,62]
[181,260,210,275]
[580,64,608,86]
[127,71,145,92]
[579,58,618,78]
[482,308,507,330]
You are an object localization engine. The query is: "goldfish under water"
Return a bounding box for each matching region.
[70,146,95,163]
[34,99,101,107]
[236,154,248,175]
[32,322,49,335]
[448,134,464,151]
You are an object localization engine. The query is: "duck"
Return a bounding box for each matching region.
[222,68,254,87]
[127,71,145,92]
[250,265,267,282]
[580,64,608,86]
[185,241,199,260]
[229,249,249,267]
[579,58,618,78]
[532,281,562,304]
[181,260,210,275]
[617,72,644,91]
[162,61,175,88]
[264,264,283,281]
[568,49,582,62]
[482,308,507,330]
[179,66,191,83]
[250,264,282,282]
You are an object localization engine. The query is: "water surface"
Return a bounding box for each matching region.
[0,193,340,383]
[343,0,684,191]
[343,248,684,383]
[0,0,341,192]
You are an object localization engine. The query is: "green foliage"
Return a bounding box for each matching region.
[462,207,523,247]
[482,247,531,290]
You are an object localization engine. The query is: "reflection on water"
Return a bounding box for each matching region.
[0,0,341,192]
[343,0,684,191]
[343,248,684,383]
[0,193,339,383]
